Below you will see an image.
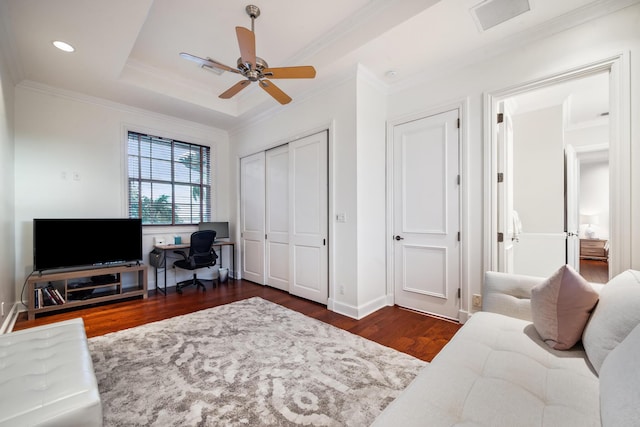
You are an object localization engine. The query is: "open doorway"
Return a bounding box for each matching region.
[495,72,610,283]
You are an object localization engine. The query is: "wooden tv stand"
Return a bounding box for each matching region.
[27,264,148,320]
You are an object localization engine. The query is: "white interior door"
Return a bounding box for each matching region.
[565,144,580,270]
[504,103,567,277]
[240,152,265,284]
[497,102,516,273]
[289,131,328,304]
[392,109,460,320]
[265,145,289,291]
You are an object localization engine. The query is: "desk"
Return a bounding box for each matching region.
[153,241,235,294]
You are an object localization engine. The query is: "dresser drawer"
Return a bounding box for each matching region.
[580,239,608,260]
[582,248,605,256]
[582,240,603,249]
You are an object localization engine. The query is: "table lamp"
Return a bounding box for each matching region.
[581,214,599,239]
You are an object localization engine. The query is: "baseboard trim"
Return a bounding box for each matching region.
[329,295,390,320]
[458,309,472,324]
[0,303,21,334]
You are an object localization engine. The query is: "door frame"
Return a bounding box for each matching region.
[484,54,632,278]
[386,100,469,320]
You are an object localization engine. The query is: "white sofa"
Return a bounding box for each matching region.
[374,269,640,427]
[0,318,102,426]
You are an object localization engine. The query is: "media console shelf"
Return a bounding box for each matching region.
[27,264,148,320]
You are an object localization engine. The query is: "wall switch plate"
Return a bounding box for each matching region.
[472,294,482,308]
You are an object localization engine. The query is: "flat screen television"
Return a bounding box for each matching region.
[33,218,142,272]
[199,221,229,240]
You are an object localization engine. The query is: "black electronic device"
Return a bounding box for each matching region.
[33,218,142,272]
[199,221,230,240]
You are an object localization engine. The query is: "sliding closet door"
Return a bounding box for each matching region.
[289,131,328,304]
[265,145,289,291]
[240,152,265,284]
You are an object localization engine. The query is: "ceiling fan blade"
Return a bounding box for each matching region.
[259,80,292,105]
[219,80,251,99]
[179,52,239,73]
[236,26,256,69]
[263,66,316,79]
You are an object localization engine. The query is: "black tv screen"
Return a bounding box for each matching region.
[34,218,142,271]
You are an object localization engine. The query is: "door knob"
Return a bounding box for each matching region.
[394,235,404,241]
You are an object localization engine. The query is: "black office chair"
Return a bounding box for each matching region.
[173,230,218,294]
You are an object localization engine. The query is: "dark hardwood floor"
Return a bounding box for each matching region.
[13,279,462,362]
[580,259,609,283]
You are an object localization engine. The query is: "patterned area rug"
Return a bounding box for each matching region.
[89,297,427,426]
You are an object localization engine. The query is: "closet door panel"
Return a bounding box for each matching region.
[265,145,289,291]
[240,152,265,284]
[289,131,328,304]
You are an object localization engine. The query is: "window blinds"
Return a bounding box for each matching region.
[127,131,211,225]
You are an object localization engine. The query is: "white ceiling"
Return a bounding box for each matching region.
[0,0,634,130]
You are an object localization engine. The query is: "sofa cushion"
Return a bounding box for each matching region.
[531,265,599,350]
[373,311,600,427]
[482,271,545,321]
[582,269,640,374]
[599,322,640,427]
[0,318,102,426]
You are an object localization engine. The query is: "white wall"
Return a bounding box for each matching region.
[566,123,609,149]
[565,123,610,240]
[0,37,16,326]
[388,4,640,308]
[13,84,229,295]
[580,161,610,240]
[355,68,387,311]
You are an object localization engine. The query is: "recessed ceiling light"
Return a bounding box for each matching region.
[52,40,75,53]
[386,70,398,78]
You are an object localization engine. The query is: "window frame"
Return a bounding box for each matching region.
[126,130,212,226]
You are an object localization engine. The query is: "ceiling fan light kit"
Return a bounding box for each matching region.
[180,4,316,105]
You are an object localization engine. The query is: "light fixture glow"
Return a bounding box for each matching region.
[53,40,75,52]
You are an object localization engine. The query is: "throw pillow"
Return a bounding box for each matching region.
[582,269,640,374]
[531,264,599,350]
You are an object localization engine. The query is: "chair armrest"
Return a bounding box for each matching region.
[482,271,547,321]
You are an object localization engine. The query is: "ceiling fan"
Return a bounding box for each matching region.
[180,4,316,105]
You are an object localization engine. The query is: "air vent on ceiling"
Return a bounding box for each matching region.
[471,0,531,32]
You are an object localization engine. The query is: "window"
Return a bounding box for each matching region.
[127,131,211,225]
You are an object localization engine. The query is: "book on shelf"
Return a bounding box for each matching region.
[42,287,57,305]
[47,284,65,304]
[35,288,44,308]
[34,285,66,308]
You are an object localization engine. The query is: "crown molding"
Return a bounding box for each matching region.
[17,80,228,139]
